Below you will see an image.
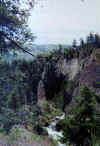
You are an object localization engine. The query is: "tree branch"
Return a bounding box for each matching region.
[0,31,35,57]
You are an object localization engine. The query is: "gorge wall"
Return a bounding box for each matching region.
[37,56,80,110]
[37,48,100,112]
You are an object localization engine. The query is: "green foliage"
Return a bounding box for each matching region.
[53,94,64,109]
[0,108,21,133]
[94,50,100,61]
[8,87,21,112]
[62,85,100,146]
[66,80,73,92]
[50,139,58,146]
[0,0,35,54]
[0,57,44,108]
[7,127,20,145]
[0,57,45,132]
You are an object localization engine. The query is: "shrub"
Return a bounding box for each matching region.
[0,108,21,133]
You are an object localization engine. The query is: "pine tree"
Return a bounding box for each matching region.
[0,0,35,54]
[8,87,21,112]
[62,85,100,146]
[72,39,77,48]
[94,34,100,48]
[80,38,85,48]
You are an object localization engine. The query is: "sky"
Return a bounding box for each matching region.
[28,0,100,45]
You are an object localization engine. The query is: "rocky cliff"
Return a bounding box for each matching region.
[37,55,80,110]
[37,48,100,112]
[80,49,100,95]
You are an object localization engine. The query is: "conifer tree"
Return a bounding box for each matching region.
[0,0,35,54]
[62,85,100,146]
[72,39,77,48]
[8,87,21,112]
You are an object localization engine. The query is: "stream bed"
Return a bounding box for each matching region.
[45,115,66,146]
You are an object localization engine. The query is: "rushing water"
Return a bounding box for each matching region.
[45,115,66,146]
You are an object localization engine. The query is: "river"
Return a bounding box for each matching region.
[45,114,66,146]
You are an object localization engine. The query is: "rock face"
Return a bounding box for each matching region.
[37,57,80,108]
[40,60,65,100]
[80,49,100,94]
[65,49,100,113]
[37,80,46,99]
[56,58,80,80]
[37,48,100,113]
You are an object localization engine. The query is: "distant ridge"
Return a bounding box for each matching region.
[1,44,70,62]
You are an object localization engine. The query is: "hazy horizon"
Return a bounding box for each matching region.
[28,0,100,45]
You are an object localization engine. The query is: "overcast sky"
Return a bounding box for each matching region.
[28,0,100,44]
